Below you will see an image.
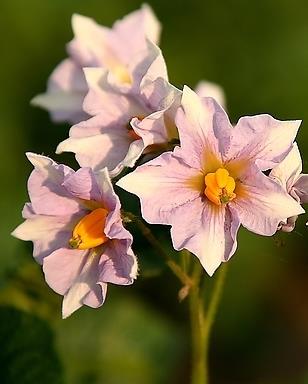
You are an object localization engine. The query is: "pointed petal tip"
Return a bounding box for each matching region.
[115,174,129,191]
[55,140,69,154]
[30,94,45,107]
[198,253,222,277]
[10,227,21,239]
[25,151,40,165]
[62,293,82,319]
[30,93,53,109]
[182,84,194,95]
[203,262,219,277]
[71,13,90,32]
[25,152,51,169]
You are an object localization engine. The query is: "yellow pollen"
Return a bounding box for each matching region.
[69,208,108,250]
[204,168,236,206]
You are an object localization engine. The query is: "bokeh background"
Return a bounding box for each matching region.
[2,0,308,383]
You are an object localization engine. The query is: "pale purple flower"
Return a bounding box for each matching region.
[56,46,181,176]
[270,143,308,232]
[117,86,304,275]
[31,5,161,124]
[12,153,137,318]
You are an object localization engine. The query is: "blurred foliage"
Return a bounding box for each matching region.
[2,0,308,383]
[0,306,63,384]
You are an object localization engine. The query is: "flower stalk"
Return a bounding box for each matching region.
[189,262,206,384]
[123,211,193,288]
[189,262,228,384]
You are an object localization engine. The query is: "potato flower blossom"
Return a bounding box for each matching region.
[31,5,161,123]
[270,143,308,232]
[55,51,226,177]
[12,153,137,318]
[56,45,181,176]
[117,86,304,275]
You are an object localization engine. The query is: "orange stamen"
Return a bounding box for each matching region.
[69,208,108,250]
[204,168,236,205]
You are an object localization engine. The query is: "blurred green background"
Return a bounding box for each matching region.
[2,0,308,383]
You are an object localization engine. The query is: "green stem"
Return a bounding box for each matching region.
[203,263,228,380]
[123,211,193,288]
[189,262,206,384]
[189,263,228,384]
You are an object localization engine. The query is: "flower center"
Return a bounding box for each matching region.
[69,208,109,250]
[112,65,132,85]
[204,168,236,206]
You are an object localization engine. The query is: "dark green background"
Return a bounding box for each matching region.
[2,0,308,383]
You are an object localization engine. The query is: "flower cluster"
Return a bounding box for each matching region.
[13,5,308,317]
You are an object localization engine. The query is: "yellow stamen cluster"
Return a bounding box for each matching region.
[69,208,108,250]
[204,168,236,206]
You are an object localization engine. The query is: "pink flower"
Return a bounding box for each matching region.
[31,5,161,124]
[12,153,137,318]
[117,86,304,275]
[270,143,308,232]
[56,48,180,176]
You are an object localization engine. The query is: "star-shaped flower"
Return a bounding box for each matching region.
[117,86,304,275]
[12,153,137,317]
[32,5,161,124]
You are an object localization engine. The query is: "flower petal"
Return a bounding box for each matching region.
[31,59,88,124]
[94,168,120,216]
[294,174,308,203]
[57,129,131,173]
[68,14,109,67]
[62,262,103,318]
[117,152,204,224]
[140,76,181,118]
[43,248,105,318]
[43,248,87,297]
[270,143,302,192]
[110,139,145,177]
[195,80,226,109]
[132,40,168,86]
[175,86,232,170]
[229,115,301,170]
[280,215,298,233]
[82,68,144,117]
[11,214,77,264]
[107,8,161,72]
[231,167,304,236]
[99,240,138,285]
[62,167,102,201]
[26,153,81,216]
[112,4,160,53]
[170,198,240,275]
